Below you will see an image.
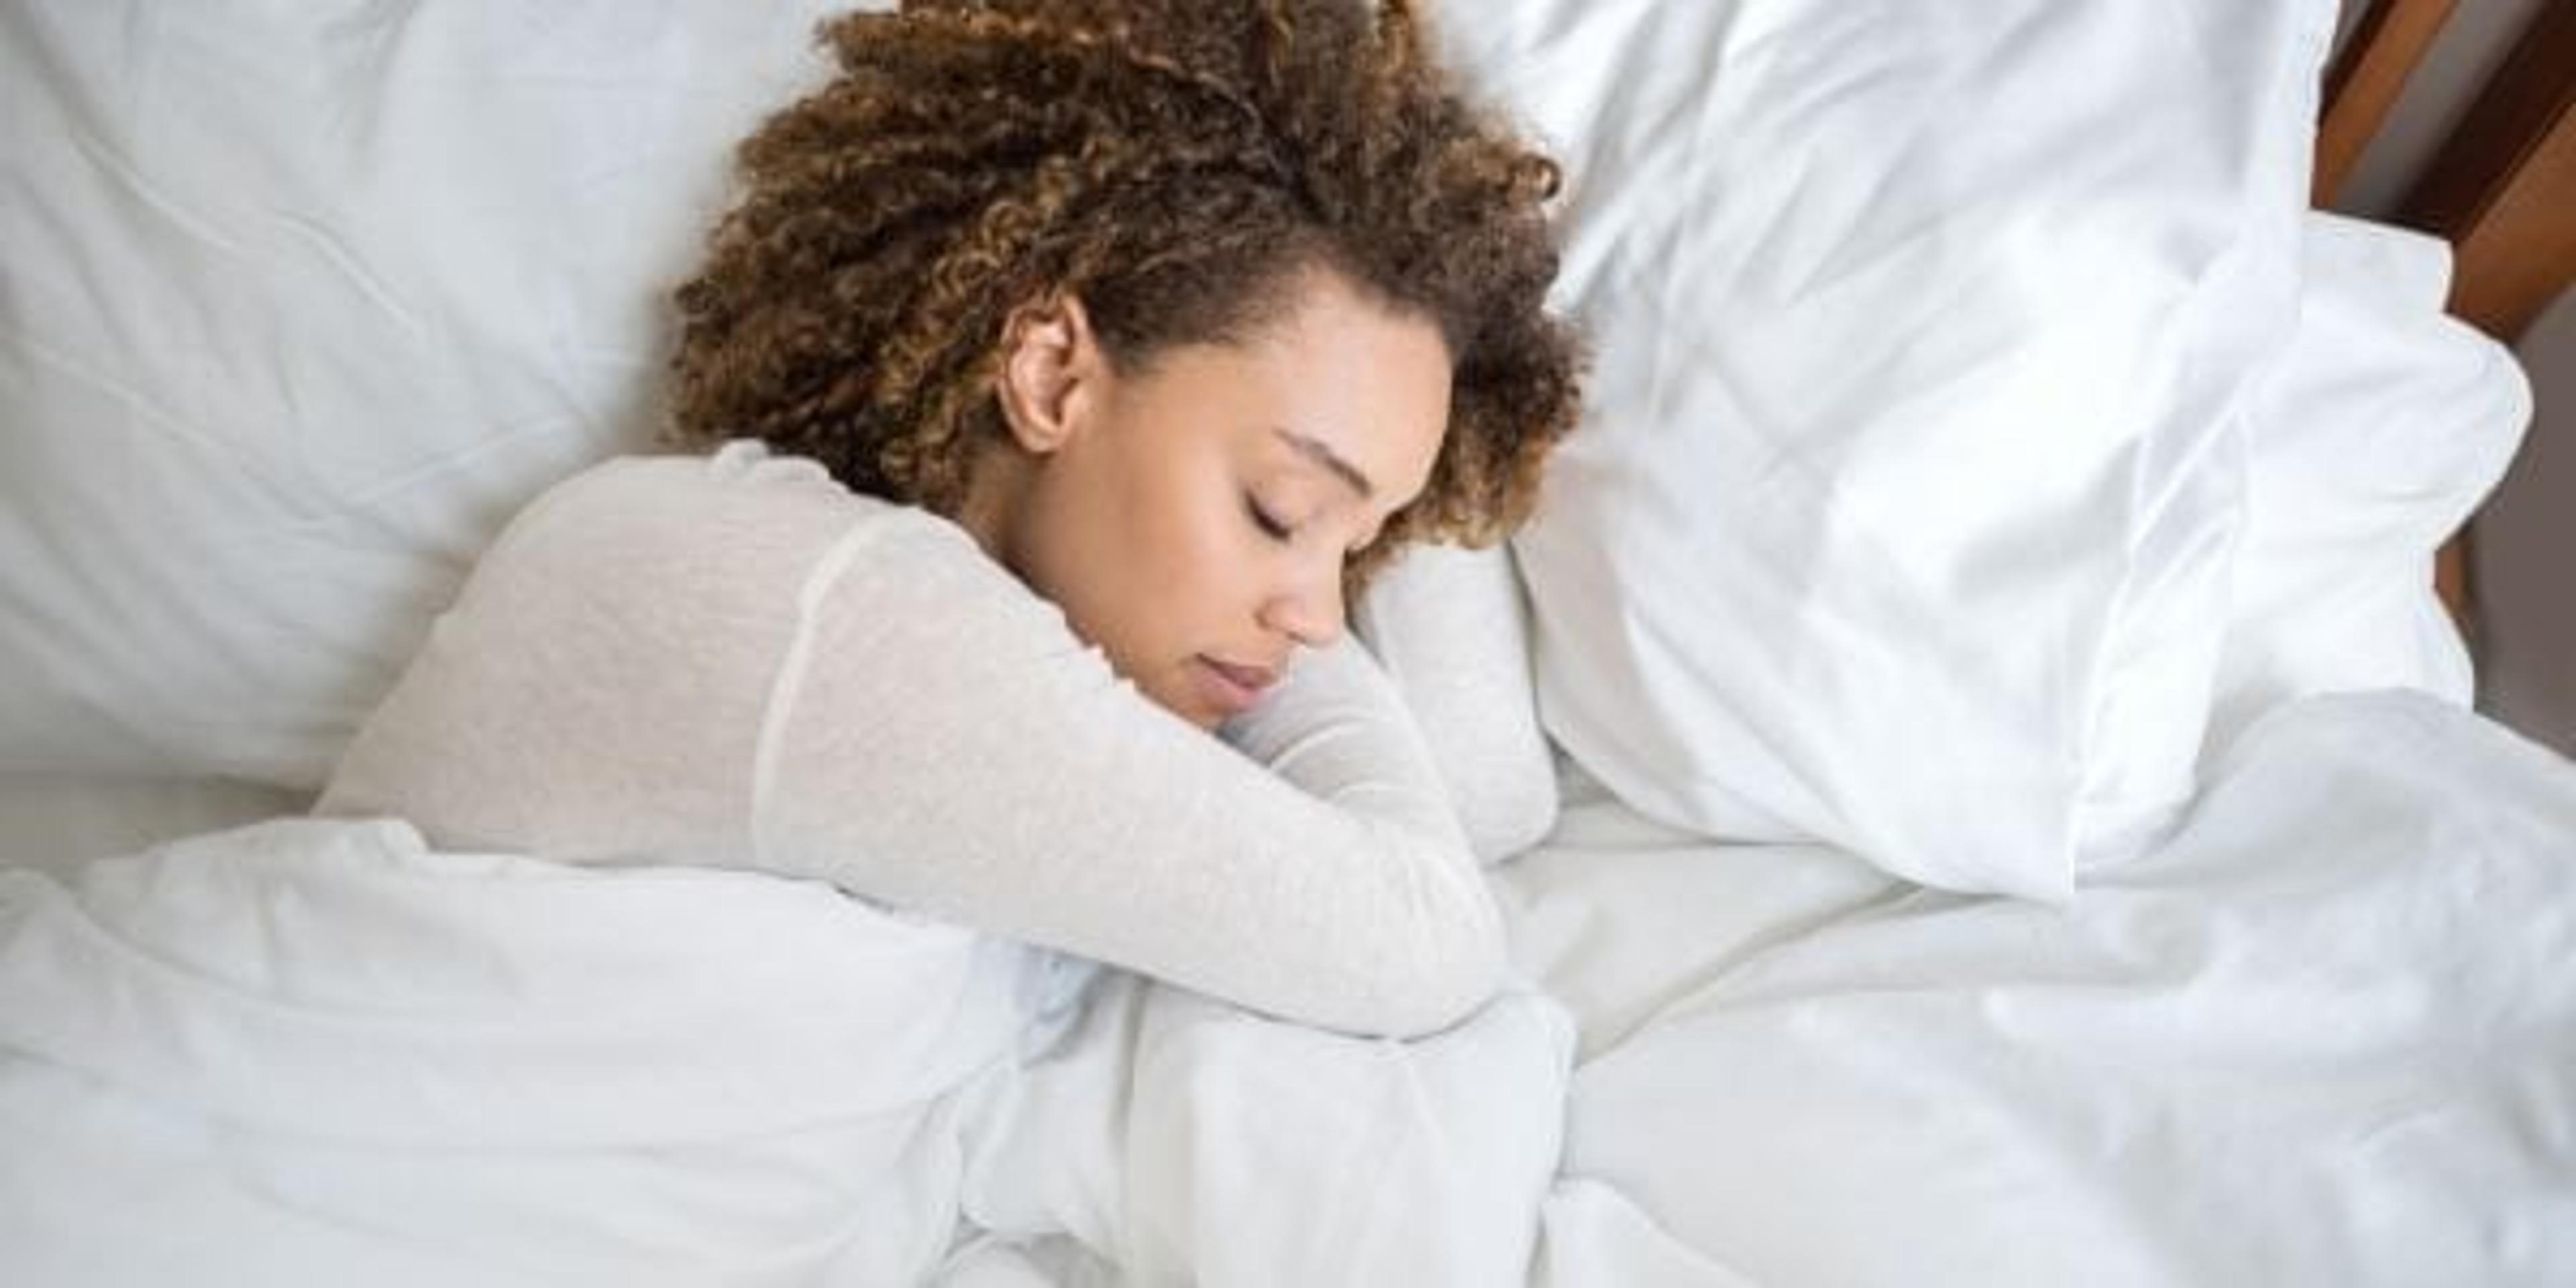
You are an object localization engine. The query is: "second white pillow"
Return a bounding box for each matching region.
[1440,0,2335,900]
[2201,211,2532,767]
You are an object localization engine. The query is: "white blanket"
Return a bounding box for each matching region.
[0,819,1571,1285]
[1516,690,2576,1286]
[3,691,2565,1286]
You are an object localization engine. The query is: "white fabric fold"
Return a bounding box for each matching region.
[0,818,1034,1147]
[0,815,1571,1285]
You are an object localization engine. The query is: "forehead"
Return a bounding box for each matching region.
[1221,272,1453,499]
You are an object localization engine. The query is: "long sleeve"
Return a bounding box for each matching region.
[317,445,1505,1038]
[1350,541,1561,863]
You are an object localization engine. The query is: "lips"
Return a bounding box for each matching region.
[1201,657,1281,693]
[1195,655,1282,718]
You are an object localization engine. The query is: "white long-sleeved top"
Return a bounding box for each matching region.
[316,441,1503,1037]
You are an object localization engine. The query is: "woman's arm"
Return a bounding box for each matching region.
[1350,542,1561,863]
[319,451,1504,1038]
[763,508,1503,1039]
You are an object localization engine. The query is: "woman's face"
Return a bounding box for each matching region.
[966,267,1452,729]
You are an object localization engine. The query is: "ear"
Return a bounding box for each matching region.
[994,292,1104,455]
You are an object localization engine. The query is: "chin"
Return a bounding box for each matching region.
[1140,679,1221,732]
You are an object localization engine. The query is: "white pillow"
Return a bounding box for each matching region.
[2202,211,2532,766]
[0,2,841,786]
[1438,0,2335,901]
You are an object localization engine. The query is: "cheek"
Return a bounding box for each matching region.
[1138,476,1256,626]
[1067,413,1274,667]
[1042,454,1237,679]
[1114,435,1251,587]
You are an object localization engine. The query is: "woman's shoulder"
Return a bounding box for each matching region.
[502,439,1034,623]
[539,439,894,523]
[513,439,965,561]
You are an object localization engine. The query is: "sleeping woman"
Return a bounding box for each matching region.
[316,0,1582,1038]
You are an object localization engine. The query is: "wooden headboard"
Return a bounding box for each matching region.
[2316,0,2575,639]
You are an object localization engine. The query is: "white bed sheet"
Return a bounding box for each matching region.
[1509,690,2576,1286]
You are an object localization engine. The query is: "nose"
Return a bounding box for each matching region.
[1258,557,1346,649]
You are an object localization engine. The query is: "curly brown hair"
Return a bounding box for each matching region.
[666,0,1582,584]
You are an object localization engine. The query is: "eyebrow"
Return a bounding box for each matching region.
[1274,427,1375,500]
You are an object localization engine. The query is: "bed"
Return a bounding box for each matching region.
[2,1,2571,1284]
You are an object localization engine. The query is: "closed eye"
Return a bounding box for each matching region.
[1245,495,1293,543]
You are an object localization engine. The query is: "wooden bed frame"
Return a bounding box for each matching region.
[2317,0,2575,643]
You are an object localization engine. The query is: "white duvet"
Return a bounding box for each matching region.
[3,690,2570,1285]
[1523,690,2576,1286]
[0,818,1572,1285]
